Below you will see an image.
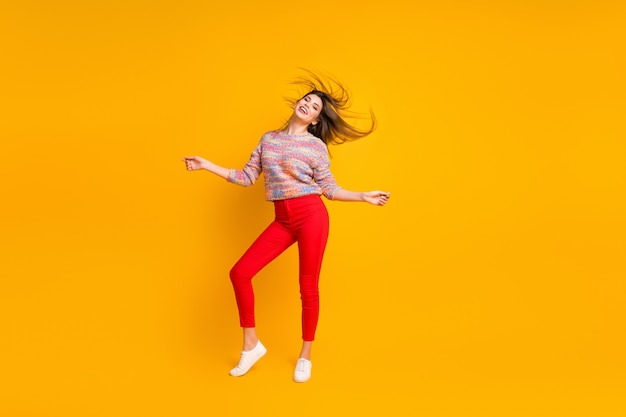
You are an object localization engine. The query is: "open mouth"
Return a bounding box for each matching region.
[298,106,308,115]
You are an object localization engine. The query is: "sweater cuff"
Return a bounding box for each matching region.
[326,186,342,200]
[226,168,236,183]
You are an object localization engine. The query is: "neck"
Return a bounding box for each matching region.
[284,118,310,135]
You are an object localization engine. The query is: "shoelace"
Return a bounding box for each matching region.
[296,359,309,373]
[234,352,249,371]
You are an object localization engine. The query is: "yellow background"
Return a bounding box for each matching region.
[1,1,625,416]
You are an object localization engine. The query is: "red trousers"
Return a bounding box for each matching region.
[229,194,329,341]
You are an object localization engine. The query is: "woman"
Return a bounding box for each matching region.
[182,72,390,382]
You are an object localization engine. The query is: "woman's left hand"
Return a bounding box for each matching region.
[363,191,391,206]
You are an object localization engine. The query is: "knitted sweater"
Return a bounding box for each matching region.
[227,130,342,201]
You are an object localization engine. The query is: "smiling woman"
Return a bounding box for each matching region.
[182,70,390,383]
[3,0,625,413]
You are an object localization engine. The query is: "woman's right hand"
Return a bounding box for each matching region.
[182,156,208,171]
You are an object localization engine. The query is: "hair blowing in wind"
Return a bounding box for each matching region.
[283,69,377,146]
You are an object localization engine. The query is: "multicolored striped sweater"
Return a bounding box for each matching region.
[227,130,342,201]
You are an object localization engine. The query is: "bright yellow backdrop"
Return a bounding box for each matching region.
[1,1,625,416]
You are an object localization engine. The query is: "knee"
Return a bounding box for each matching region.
[300,288,319,299]
[230,264,250,283]
[299,282,319,306]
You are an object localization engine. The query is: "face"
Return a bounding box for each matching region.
[294,94,323,125]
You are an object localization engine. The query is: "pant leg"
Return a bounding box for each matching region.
[229,218,296,328]
[292,196,329,341]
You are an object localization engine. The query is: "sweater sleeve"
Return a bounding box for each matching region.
[313,146,342,199]
[227,140,262,187]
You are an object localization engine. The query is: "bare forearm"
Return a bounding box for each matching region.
[203,160,230,180]
[332,189,365,202]
[332,189,391,206]
[183,156,230,179]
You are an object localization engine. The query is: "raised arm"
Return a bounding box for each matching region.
[332,189,391,206]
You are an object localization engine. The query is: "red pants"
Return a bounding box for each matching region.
[229,194,329,341]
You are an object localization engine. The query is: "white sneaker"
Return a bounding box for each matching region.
[293,358,312,383]
[229,341,267,377]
